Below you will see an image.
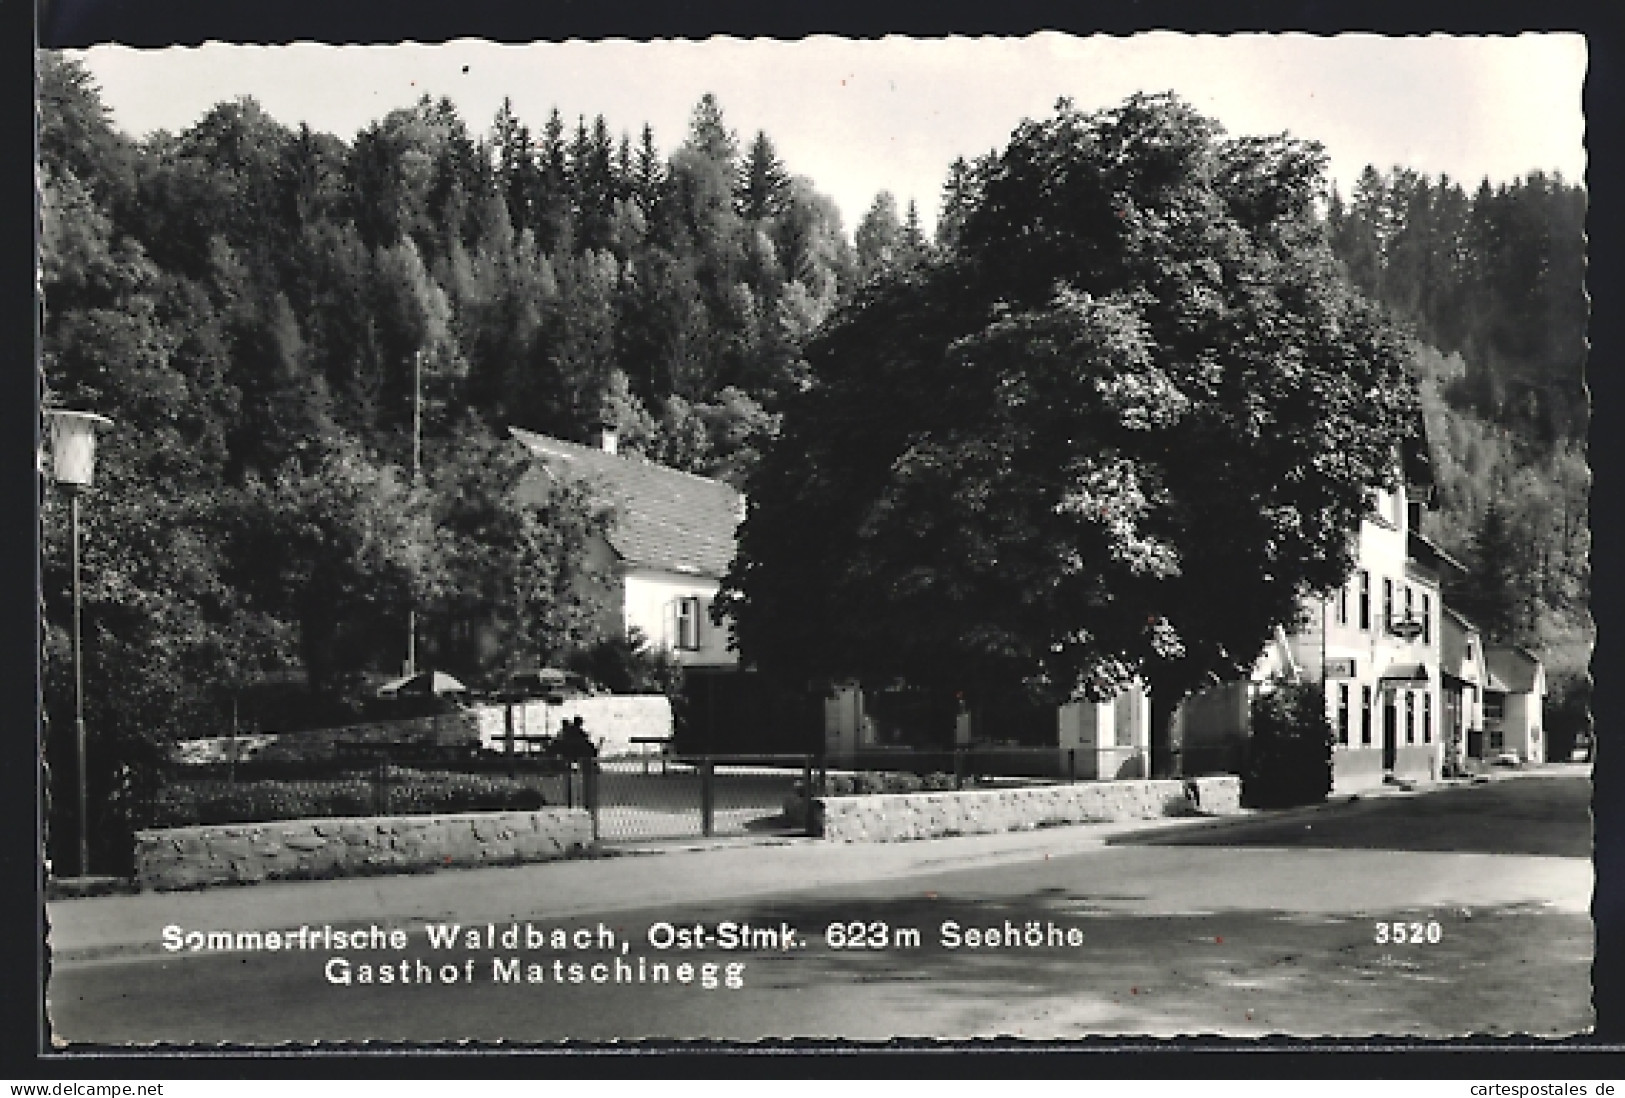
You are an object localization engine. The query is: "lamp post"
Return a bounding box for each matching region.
[46,409,113,878]
[405,348,421,677]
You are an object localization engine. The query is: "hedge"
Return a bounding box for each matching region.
[143,768,551,828]
[821,771,959,796]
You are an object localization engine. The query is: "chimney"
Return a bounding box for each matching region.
[594,426,618,455]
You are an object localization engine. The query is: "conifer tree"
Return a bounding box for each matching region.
[632,123,664,219]
[900,199,929,267]
[854,191,902,283]
[1462,499,1526,643]
[736,130,791,222]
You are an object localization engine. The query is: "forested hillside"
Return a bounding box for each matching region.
[1327,167,1590,740]
[37,51,1591,769]
[37,54,896,767]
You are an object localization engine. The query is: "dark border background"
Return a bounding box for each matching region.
[9,0,1622,1079]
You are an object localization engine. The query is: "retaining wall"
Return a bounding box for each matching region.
[134,809,594,891]
[810,776,1242,843]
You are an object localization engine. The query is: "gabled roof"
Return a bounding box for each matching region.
[1408,531,1469,579]
[1440,608,1478,682]
[1485,645,1544,695]
[1251,624,1301,683]
[510,427,742,580]
[1443,605,1479,631]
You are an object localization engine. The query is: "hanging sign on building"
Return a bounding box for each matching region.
[1324,657,1358,679]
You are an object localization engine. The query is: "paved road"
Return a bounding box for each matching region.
[1108,770,1591,858]
[47,773,1592,1044]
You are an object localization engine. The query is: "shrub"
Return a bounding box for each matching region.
[816,770,956,797]
[852,772,887,795]
[883,771,924,794]
[566,627,684,697]
[1242,679,1335,809]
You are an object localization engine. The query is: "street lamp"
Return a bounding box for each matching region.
[46,408,113,879]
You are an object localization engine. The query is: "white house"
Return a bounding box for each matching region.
[1483,645,1548,763]
[510,426,742,672]
[1171,442,1463,794]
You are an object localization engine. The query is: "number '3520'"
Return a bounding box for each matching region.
[1374,920,1443,944]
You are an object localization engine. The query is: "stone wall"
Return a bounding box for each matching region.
[1185,775,1242,815]
[134,809,594,891]
[810,776,1242,843]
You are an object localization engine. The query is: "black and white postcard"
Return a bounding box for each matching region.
[34,25,1598,1051]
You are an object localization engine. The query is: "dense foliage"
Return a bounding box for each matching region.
[36,55,857,868]
[36,53,1589,868]
[1243,680,1335,808]
[148,768,550,829]
[722,95,1424,713]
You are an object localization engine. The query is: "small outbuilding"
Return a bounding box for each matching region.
[1439,607,1490,769]
[1483,645,1548,763]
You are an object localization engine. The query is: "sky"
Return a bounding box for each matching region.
[68,33,1588,234]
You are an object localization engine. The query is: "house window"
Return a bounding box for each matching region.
[1358,571,1371,631]
[675,597,702,650]
[1404,691,1415,744]
[1336,581,1349,626]
[1421,593,1432,645]
[1336,683,1350,746]
[1422,695,1432,744]
[1361,685,1373,745]
[1383,577,1394,632]
[1484,696,1505,721]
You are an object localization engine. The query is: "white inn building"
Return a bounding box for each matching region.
[1174,440,1466,793]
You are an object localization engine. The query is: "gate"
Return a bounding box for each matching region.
[586,754,819,844]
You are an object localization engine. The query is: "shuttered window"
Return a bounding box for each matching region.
[675,597,702,650]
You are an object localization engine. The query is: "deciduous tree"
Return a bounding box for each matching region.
[721,94,1421,715]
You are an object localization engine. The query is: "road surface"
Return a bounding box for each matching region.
[47,772,1592,1043]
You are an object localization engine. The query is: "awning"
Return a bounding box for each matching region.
[377,670,468,698]
[1378,663,1429,684]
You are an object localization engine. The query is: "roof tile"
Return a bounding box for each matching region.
[511,427,742,579]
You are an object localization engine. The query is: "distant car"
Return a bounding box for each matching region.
[491,668,599,704]
[1491,751,1523,767]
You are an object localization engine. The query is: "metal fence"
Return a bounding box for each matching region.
[840,744,1123,784]
[137,742,1108,850]
[590,754,818,842]
[138,747,821,844]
